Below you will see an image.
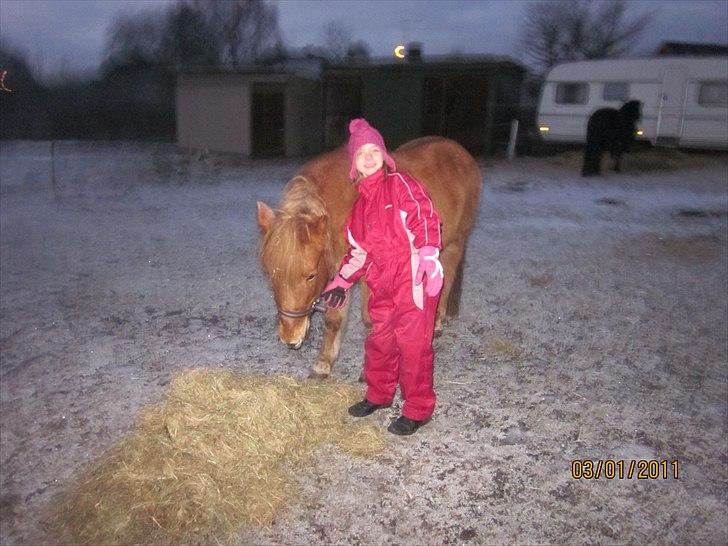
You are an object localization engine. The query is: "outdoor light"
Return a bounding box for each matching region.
[0,70,12,93]
[539,126,550,132]
[636,129,644,136]
[393,45,406,59]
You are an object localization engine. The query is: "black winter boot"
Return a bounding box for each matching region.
[387,416,426,435]
[348,399,391,417]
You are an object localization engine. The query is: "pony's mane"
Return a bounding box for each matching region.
[260,175,333,279]
[279,175,327,218]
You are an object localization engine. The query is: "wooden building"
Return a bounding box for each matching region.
[176,66,321,157]
[176,54,526,158]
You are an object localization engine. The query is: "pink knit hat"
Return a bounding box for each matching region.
[347,118,396,180]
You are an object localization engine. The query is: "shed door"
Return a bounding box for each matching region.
[252,91,285,157]
[657,66,688,140]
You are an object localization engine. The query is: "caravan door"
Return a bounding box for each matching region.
[656,66,688,143]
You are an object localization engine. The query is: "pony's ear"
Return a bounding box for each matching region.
[257,202,275,233]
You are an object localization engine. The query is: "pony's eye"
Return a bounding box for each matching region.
[306,273,317,281]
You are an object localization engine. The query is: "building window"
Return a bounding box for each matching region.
[698,82,727,106]
[603,82,629,101]
[555,83,588,104]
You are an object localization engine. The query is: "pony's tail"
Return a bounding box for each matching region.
[446,246,466,317]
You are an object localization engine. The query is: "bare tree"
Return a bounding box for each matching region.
[106,9,167,66]
[320,21,352,61]
[585,0,652,58]
[104,0,282,69]
[518,0,652,73]
[204,0,282,66]
[518,1,563,71]
[159,1,220,67]
[345,40,371,62]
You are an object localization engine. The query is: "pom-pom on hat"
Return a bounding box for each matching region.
[347,118,396,180]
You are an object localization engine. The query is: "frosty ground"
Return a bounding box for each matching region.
[1,141,726,545]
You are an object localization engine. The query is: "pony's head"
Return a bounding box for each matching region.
[621,100,642,124]
[257,194,332,350]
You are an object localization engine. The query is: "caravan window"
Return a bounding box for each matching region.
[603,82,629,101]
[555,83,588,104]
[698,82,727,107]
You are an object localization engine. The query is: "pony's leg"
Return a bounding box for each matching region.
[594,148,603,175]
[358,282,372,382]
[310,302,350,379]
[359,281,372,332]
[613,150,623,172]
[436,241,466,335]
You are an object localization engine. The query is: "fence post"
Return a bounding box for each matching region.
[507,119,519,162]
[50,140,54,185]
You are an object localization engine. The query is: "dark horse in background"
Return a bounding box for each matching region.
[581,100,642,176]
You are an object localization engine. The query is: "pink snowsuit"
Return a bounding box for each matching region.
[337,168,442,421]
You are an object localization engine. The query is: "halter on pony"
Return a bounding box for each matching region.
[276,296,328,319]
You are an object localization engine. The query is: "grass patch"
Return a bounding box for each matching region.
[489,338,523,360]
[527,273,554,288]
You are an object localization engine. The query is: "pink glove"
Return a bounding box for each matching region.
[414,246,444,297]
[320,275,353,309]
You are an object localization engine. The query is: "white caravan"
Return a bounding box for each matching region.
[537,56,728,150]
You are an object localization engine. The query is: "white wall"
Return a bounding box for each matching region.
[176,74,250,155]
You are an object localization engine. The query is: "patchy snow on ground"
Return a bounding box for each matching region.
[1,141,727,545]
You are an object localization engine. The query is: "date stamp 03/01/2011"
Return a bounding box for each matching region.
[571,459,680,480]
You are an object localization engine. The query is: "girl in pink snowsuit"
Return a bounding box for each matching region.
[321,119,444,435]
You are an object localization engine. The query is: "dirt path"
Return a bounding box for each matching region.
[1,142,726,544]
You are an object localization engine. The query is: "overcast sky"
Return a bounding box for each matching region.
[1,0,726,79]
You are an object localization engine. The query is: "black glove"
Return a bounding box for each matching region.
[320,287,348,309]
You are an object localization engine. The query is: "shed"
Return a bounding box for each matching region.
[175,54,526,157]
[323,55,526,155]
[176,66,322,158]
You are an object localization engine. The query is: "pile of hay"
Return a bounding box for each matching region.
[44,369,386,545]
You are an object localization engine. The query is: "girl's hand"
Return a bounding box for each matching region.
[415,246,444,297]
[320,275,352,309]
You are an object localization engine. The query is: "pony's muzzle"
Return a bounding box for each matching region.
[278,317,310,350]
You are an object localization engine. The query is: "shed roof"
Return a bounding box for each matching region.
[656,41,728,56]
[177,54,526,80]
[325,54,526,75]
[177,63,321,81]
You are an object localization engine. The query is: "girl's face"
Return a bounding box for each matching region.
[355,143,384,177]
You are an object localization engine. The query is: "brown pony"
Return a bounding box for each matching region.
[257,137,482,378]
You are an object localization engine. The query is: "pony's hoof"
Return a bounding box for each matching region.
[434,329,444,338]
[358,372,365,383]
[308,371,329,380]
